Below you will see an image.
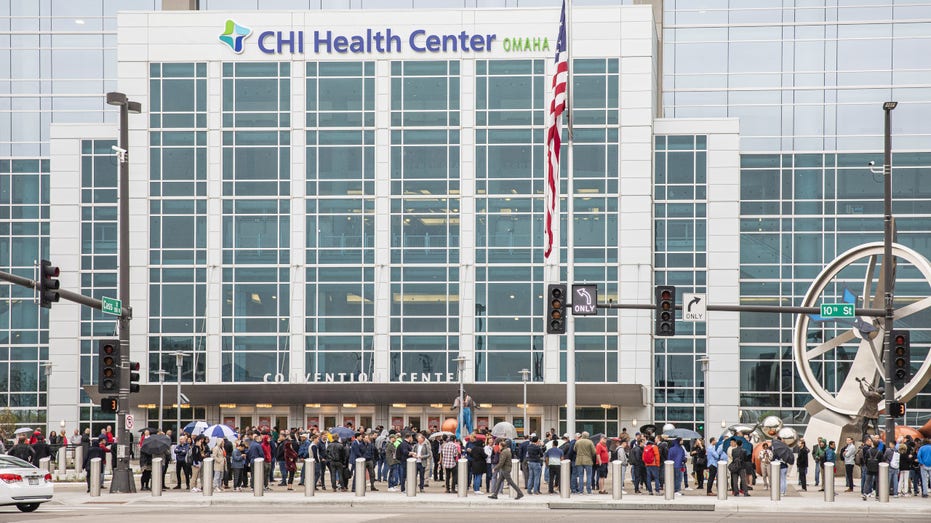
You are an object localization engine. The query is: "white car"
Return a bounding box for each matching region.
[0,455,53,512]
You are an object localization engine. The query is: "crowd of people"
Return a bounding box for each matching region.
[6,423,931,502]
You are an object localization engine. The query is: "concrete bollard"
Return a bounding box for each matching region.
[253,458,264,497]
[717,463,727,500]
[559,460,571,498]
[152,458,163,496]
[57,447,67,475]
[90,457,102,497]
[510,459,520,499]
[355,457,366,497]
[770,460,781,501]
[105,452,113,477]
[75,446,84,475]
[203,458,214,496]
[612,460,623,500]
[878,462,889,502]
[823,462,835,502]
[457,458,468,498]
[304,458,315,497]
[39,457,51,475]
[406,458,417,497]
[664,460,675,500]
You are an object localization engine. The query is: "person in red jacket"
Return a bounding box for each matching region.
[643,440,662,494]
[261,435,273,490]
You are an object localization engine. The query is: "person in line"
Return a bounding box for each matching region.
[440,435,461,493]
[758,442,773,489]
[843,436,857,492]
[691,438,706,491]
[812,437,826,488]
[488,438,523,500]
[705,437,722,496]
[796,438,810,491]
[525,435,544,495]
[470,436,488,494]
[230,441,245,491]
[572,431,597,495]
[173,435,192,490]
[668,437,686,495]
[643,440,662,495]
[544,437,563,494]
[615,439,629,495]
[83,438,107,492]
[916,439,931,498]
[213,440,227,492]
[862,437,880,500]
[728,438,749,497]
[412,433,431,493]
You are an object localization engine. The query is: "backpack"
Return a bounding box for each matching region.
[866,448,880,474]
[642,445,655,465]
[854,446,864,466]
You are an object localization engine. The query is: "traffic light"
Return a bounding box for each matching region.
[546,284,567,334]
[655,285,676,337]
[891,329,911,389]
[888,401,906,418]
[100,397,118,413]
[129,361,141,393]
[38,259,60,309]
[98,339,121,394]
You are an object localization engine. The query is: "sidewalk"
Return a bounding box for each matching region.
[47,479,931,516]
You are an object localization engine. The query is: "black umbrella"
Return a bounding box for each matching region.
[140,434,172,455]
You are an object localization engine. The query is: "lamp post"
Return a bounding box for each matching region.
[105,91,141,494]
[698,356,710,437]
[172,352,187,441]
[156,369,168,432]
[453,356,466,440]
[519,368,530,438]
[881,101,898,442]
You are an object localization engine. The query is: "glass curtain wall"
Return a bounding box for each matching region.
[653,134,708,430]
[305,61,376,379]
[389,61,460,381]
[221,62,291,382]
[149,63,208,387]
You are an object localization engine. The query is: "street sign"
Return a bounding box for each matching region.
[820,303,854,318]
[101,296,122,316]
[125,414,134,431]
[571,285,598,315]
[682,293,706,322]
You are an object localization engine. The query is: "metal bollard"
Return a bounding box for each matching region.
[253,458,264,497]
[770,460,781,501]
[457,458,468,498]
[559,460,571,498]
[57,447,67,475]
[823,462,835,502]
[75,446,84,474]
[406,458,417,497]
[304,458,315,497]
[878,462,889,502]
[717,463,727,500]
[90,457,102,497]
[152,458,163,496]
[510,459,520,499]
[664,460,675,500]
[355,457,366,497]
[39,457,51,475]
[203,458,214,496]
[612,460,623,500]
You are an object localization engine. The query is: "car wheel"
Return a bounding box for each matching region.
[16,503,40,512]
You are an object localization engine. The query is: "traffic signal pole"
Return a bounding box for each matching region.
[107,91,140,494]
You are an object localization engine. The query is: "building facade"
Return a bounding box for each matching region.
[1,0,929,438]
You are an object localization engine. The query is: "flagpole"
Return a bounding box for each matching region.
[564,0,576,439]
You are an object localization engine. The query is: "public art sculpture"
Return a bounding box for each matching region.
[793,242,931,445]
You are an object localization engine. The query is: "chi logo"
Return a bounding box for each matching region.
[218,19,251,53]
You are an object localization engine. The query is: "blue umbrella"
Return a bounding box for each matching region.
[182,421,209,435]
[329,426,355,441]
[203,424,237,448]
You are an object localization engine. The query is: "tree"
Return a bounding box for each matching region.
[0,408,19,438]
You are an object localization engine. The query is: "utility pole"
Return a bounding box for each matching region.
[105,91,141,493]
[881,101,898,442]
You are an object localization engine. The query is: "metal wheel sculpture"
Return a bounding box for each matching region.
[794,241,931,417]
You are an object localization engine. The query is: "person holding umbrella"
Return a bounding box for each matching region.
[770,435,795,496]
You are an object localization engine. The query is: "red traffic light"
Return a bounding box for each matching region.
[895,335,906,345]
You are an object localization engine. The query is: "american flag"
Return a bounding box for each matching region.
[544,0,568,260]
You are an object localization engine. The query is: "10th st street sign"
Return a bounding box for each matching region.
[820,303,855,318]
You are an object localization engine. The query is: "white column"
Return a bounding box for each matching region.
[373,59,392,383]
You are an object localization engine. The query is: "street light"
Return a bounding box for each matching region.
[453,356,466,441]
[519,368,530,438]
[105,91,141,494]
[698,356,709,437]
[171,352,188,442]
[881,100,898,443]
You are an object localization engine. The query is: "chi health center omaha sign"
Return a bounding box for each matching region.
[218,19,552,56]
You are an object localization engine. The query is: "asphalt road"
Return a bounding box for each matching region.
[1,505,929,523]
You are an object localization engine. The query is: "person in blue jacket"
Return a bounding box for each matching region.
[668,437,686,494]
[705,437,723,496]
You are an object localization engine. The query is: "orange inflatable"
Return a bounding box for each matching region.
[442,418,458,433]
[752,442,765,474]
[879,425,922,443]
[919,418,931,438]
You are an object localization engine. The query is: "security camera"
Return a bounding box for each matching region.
[111,145,126,154]
[868,160,875,166]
